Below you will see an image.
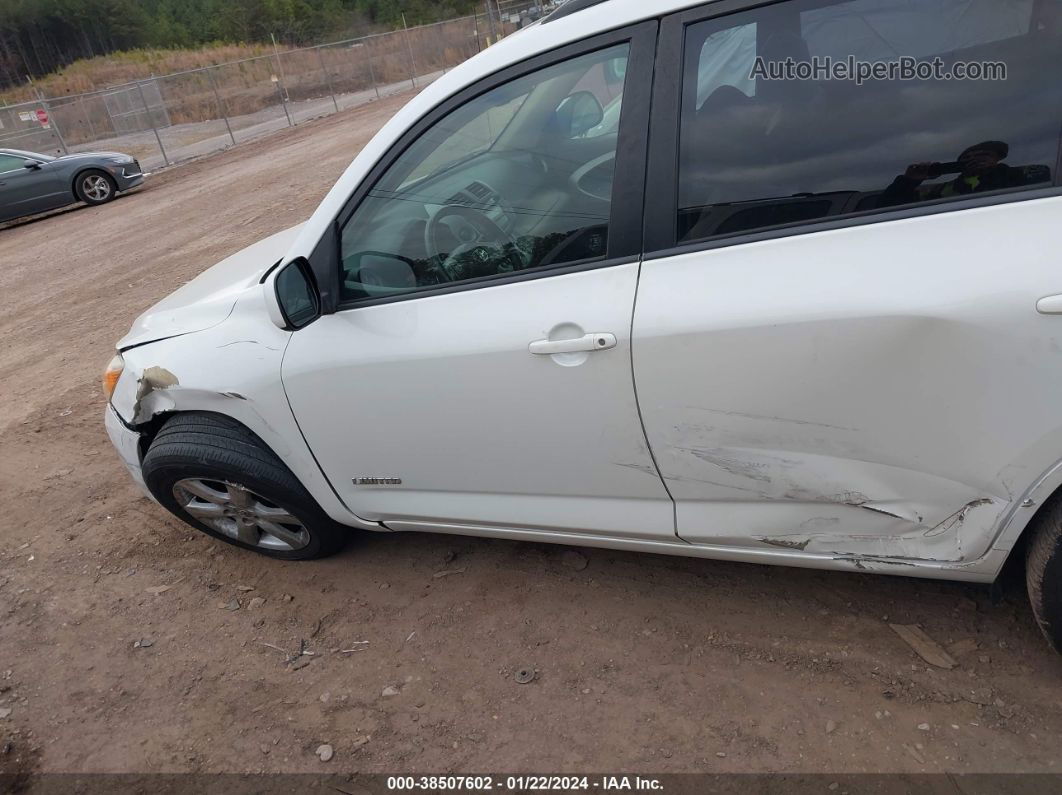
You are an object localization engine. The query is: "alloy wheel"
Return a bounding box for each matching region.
[82,174,112,202]
[172,478,310,551]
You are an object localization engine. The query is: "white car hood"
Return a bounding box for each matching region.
[118,224,304,350]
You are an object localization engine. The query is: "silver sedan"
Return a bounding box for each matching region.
[0,147,145,223]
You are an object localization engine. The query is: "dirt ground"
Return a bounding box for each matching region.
[1,91,1061,780]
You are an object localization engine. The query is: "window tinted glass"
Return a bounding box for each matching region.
[0,155,27,172]
[698,22,758,102]
[677,0,1062,244]
[802,0,1037,59]
[339,44,630,303]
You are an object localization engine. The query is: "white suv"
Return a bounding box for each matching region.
[104,0,1062,650]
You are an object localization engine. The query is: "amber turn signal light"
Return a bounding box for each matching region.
[102,353,125,400]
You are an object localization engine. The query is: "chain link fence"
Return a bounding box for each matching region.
[0,4,548,171]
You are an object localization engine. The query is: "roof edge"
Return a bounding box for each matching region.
[542,0,612,24]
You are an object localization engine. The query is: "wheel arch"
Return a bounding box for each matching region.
[141,410,352,559]
[70,166,115,200]
[990,456,1062,576]
[112,323,381,533]
[127,400,380,534]
[133,408,171,461]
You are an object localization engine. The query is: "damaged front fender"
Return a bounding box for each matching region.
[108,288,379,532]
[131,365,181,422]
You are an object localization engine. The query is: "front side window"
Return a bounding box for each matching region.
[677,0,1061,244]
[339,44,630,303]
[0,155,27,173]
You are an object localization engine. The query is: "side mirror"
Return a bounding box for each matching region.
[263,258,320,330]
[604,57,627,85]
[23,161,41,170]
[554,90,604,139]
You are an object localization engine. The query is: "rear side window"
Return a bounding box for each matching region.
[676,0,1062,244]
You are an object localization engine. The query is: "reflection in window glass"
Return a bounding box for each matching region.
[403,94,528,187]
[802,0,1036,60]
[697,23,758,102]
[339,44,630,303]
[677,0,1061,244]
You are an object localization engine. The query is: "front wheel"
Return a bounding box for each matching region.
[141,412,348,560]
[75,169,117,205]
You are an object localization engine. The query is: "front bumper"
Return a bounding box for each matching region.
[111,160,145,192]
[104,405,154,501]
[115,172,145,192]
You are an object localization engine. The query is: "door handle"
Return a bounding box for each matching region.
[1037,295,1062,314]
[529,332,617,355]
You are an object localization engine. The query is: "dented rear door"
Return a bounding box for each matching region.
[631,0,1062,564]
[630,209,1037,562]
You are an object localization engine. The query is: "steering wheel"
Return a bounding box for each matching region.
[424,204,527,282]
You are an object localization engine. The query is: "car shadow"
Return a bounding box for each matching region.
[0,188,145,231]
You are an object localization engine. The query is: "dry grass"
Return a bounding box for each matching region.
[1,18,503,148]
[1,44,279,103]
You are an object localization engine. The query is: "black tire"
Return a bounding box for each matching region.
[141,412,348,560]
[74,169,117,206]
[1026,493,1062,651]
